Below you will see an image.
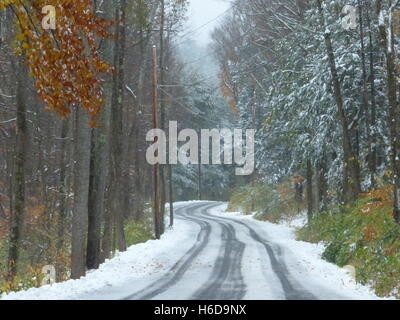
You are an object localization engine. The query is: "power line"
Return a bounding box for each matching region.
[170,4,236,51]
[180,52,216,68]
[176,7,233,40]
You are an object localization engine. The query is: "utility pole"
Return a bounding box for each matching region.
[152,45,161,239]
[159,0,167,232]
[168,165,174,226]
[159,0,174,228]
[198,163,202,201]
[198,129,202,201]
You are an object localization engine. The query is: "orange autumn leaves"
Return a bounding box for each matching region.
[359,185,394,243]
[3,0,112,125]
[360,185,394,214]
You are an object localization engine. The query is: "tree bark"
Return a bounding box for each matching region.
[56,118,70,280]
[316,0,361,203]
[317,157,328,212]
[109,0,127,252]
[87,0,114,270]
[366,3,377,189]
[71,107,91,279]
[377,1,400,222]
[7,60,27,281]
[306,160,314,222]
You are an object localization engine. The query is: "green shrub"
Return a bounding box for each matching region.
[124,219,154,247]
[297,187,400,298]
[228,182,305,223]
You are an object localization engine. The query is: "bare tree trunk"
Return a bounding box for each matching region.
[168,164,174,227]
[101,204,113,261]
[306,160,314,222]
[56,118,70,280]
[0,196,6,220]
[7,60,27,281]
[294,184,302,203]
[71,107,91,279]
[366,3,377,189]
[358,0,372,185]
[109,0,127,252]
[313,166,320,213]
[132,0,161,221]
[317,156,328,212]
[87,0,114,270]
[377,1,400,222]
[316,0,361,203]
[87,124,110,269]
[152,45,162,240]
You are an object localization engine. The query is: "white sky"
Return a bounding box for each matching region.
[185,0,231,46]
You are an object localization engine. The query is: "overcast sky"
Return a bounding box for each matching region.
[185,0,231,46]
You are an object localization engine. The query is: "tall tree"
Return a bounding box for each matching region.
[71,107,91,279]
[7,59,28,281]
[87,0,115,270]
[316,0,361,203]
[377,0,400,222]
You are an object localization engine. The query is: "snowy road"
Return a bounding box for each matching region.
[82,202,374,300]
[2,201,380,300]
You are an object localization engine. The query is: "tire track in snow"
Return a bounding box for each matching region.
[123,202,219,300]
[191,218,246,300]
[204,204,317,300]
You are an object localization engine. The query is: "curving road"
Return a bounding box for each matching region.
[116,202,350,300]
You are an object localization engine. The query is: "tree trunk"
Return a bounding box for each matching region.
[109,0,127,252]
[316,0,361,203]
[317,157,328,212]
[56,118,70,280]
[366,4,377,189]
[377,1,400,222]
[7,61,27,281]
[87,0,114,270]
[313,166,320,214]
[132,0,161,221]
[71,107,91,279]
[306,160,314,222]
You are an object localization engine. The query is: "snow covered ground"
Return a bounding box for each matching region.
[1,201,385,300]
[210,204,384,300]
[1,202,200,300]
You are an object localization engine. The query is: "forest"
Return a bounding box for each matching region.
[0,0,400,299]
[0,0,234,289]
[216,0,400,297]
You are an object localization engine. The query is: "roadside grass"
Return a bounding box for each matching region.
[0,236,45,294]
[124,218,154,247]
[0,216,154,296]
[228,182,400,298]
[228,182,305,223]
[297,185,400,298]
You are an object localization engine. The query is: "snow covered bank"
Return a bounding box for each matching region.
[1,203,199,300]
[210,203,388,300]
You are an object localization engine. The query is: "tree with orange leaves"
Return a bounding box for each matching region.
[1,0,111,281]
[2,0,111,123]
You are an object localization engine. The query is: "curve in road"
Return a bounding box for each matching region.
[122,202,347,300]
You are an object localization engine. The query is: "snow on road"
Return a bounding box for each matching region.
[1,201,384,300]
[210,204,382,300]
[1,203,200,300]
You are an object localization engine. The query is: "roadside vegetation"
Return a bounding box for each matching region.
[298,185,400,298]
[0,217,153,295]
[228,182,400,298]
[228,182,306,223]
